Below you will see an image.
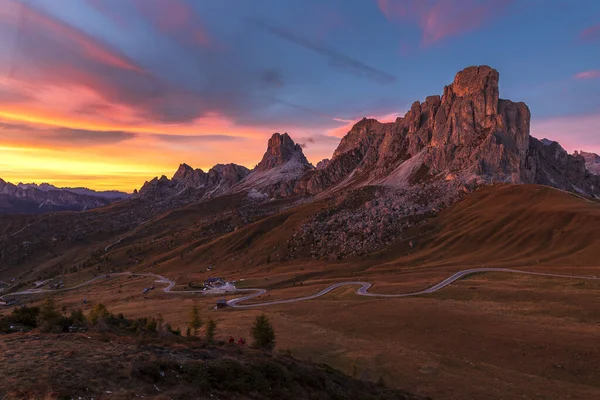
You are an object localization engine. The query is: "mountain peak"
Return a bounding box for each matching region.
[446,65,499,116]
[255,132,311,171]
[172,163,195,180]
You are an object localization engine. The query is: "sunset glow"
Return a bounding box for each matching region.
[1,0,599,192]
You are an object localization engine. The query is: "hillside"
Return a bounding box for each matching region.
[0,332,424,400]
[153,184,600,279]
[388,184,600,268]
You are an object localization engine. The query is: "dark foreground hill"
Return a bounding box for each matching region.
[0,331,425,400]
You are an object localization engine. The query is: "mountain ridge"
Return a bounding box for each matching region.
[0,178,128,214]
[136,65,599,207]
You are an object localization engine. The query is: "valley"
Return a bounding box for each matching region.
[1,65,600,400]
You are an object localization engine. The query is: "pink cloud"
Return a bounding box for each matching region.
[376,0,512,45]
[86,0,129,29]
[574,70,600,79]
[132,0,211,47]
[0,0,144,73]
[580,24,600,41]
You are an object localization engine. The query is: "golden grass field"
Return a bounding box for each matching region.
[3,184,600,399]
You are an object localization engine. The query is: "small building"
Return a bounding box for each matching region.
[205,277,225,287]
[0,298,17,307]
[215,299,228,309]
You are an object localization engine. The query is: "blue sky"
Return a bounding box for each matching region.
[0,0,599,190]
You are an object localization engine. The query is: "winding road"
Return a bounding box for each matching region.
[4,268,600,308]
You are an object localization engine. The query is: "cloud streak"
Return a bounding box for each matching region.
[0,120,136,147]
[2,0,144,73]
[152,134,243,143]
[376,0,512,45]
[574,70,600,79]
[580,24,600,41]
[253,19,396,84]
[132,0,211,47]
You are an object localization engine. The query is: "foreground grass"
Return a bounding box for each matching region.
[0,331,426,400]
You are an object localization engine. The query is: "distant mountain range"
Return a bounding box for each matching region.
[0,180,129,214]
[2,65,599,217]
[137,65,600,206]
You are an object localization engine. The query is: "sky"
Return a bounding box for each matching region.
[0,0,599,192]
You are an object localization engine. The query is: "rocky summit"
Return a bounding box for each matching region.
[138,163,250,201]
[255,133,312,172]
[290,65,598,198]
[296,66,531,195]
[136,65,598,209]
[232,133,314,197]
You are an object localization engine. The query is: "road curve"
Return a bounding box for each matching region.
[4,268,600,309]
[225,268,600,308]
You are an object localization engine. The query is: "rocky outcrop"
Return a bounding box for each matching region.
[295,65,598,198]
[171,164,207,190]
[137,65,599,205]
[0,178,117,214]
[255,133,311,171]
[206,164,251,197]
[524,140,600,195]
[234,133,313,197]
[574,150,600,175]
[138,163,250,200]
[316,159,330,170]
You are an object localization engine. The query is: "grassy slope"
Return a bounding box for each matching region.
[396,184,600,268]
[0,331,424,400]
[158,184,600,278]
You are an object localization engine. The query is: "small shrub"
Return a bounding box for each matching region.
[12,306,40,327]
[251,314,275,351]
[145,317,157,333]
[188,303,202,336]
[88,303,110,325]
[37,297,63,333]
[205,318,217,343]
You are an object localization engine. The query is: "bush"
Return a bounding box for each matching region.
[37,297,63,333]
[12,306,40,327]
[70,309,86,326]
[145,317,157,333]
[88,303,110,325]
[251,314,275,351]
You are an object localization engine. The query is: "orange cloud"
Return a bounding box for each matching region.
[376,0,512,45]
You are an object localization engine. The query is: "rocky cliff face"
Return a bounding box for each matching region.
[295,66,598,198]
[255,133,311,171]
[574,150,600,175]
[234,133,313,197]
[0,178,117,214]
[136,65,599,205]
[138,163,250,200]
[524,140,600,195]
